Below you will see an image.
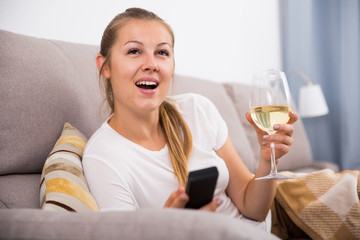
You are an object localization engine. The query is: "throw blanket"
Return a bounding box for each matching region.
[271,169,360,240]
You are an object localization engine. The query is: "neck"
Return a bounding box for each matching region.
[109,107,166,151]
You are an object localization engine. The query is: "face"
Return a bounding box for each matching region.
[99,19,174,116]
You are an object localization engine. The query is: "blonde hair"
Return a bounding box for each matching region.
[98,8,192,187]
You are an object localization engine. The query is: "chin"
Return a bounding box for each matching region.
[139,101,162,113]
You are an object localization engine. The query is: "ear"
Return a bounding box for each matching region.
[96,54,111,78]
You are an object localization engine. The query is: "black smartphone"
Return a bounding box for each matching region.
[185,166,219,209]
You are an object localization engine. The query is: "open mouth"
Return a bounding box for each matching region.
[135,81,158,90]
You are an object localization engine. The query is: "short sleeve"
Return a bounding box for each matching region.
[199,96,229,151]
[174,93,228,152]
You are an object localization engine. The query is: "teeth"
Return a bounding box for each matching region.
[136,81,157,86]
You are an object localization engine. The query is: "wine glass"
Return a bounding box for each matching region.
[249,69,292,180]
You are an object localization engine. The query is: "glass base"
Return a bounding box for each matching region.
[255,173,292,180]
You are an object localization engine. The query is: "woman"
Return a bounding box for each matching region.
[83,7,298,224]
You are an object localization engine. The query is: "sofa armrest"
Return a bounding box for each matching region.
[0,208,278,240]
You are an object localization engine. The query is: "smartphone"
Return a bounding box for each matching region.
[185,166,219,209]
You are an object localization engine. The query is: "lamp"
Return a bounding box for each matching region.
[287,70,329,118]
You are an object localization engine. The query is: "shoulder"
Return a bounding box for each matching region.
[83,120,125,158]
[169,93,228,150]
[169,93,226,133]
[84,122,108,152]
[169,93,217,113]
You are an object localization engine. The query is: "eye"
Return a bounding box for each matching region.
[128,48,141,55]
[157,50,169,56]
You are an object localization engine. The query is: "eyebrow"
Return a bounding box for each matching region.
[123,41,172,48]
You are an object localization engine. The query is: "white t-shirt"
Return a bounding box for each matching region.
[83,93,240,218]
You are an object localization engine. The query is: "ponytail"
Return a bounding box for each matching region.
[159,100,193,187]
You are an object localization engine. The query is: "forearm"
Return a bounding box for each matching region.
[242,159,277,221]
[217,137,278,221]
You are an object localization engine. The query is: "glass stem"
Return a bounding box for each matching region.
[270,142,277,175]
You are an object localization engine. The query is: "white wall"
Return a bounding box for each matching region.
[0,0,282,84]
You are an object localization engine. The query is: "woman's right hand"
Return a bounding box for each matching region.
[163,187,223,212]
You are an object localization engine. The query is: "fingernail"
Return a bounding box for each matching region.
[262,142,267,146]
[291,111,295,116]
[180,195,187,201]
[216,199,223,206]
[263,135,269,140]
[274,125,280,130]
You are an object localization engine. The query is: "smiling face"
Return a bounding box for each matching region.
[101,19,175,117]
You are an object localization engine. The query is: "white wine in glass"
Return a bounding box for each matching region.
[249,70,292,180]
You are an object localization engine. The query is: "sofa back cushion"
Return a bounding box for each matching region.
[0,30,106,175]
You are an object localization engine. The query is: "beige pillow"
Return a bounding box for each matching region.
[40,122,99,211]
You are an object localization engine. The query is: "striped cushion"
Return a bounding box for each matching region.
[40,122,99,212]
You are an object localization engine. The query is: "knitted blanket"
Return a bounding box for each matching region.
[271,169,360,240]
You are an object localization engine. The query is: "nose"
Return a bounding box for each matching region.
[142,54,159,72]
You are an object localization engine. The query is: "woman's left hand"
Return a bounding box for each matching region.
[245,111,298,162]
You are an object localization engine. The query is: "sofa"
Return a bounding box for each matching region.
[0,29,339,239]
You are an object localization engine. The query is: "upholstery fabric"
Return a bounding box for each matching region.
[224,83,314,172]
[40,122,99,212]
[0,208,279,240]
[0,174,40,209]
[0,30,106,176]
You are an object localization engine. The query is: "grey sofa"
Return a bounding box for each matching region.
[0,29,338,239]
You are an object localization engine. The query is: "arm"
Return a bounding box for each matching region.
[216,111,298,221]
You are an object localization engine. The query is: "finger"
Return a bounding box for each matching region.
[287,111,298,124]
[273,142,292,155]
[199,197,223,212]
[163,190,178,208]
[170,193,189,208]
[260,141,292,160]
[245,112,267,135]
[245,112,253,124]
[163,187,186,208]
[273,124,294,137]
[262,134,294,147]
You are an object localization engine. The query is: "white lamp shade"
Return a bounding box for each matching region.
[299,84,329,118]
